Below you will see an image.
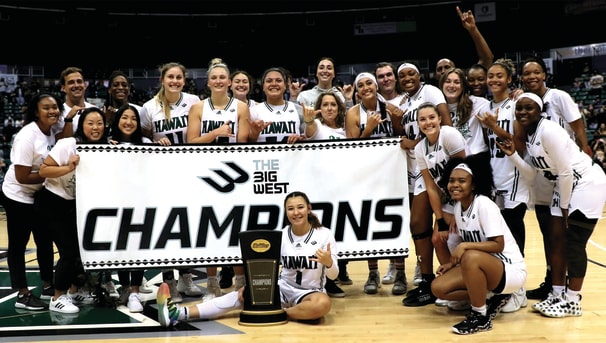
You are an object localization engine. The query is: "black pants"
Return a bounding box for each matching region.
[35,187,84,292]
[1,190,54,290]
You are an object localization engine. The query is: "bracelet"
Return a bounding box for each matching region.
[304,118,315,124]
[64,118,73,123]
[437,218,449,232]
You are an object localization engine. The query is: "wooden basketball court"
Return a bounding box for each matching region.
[1,207,605,343]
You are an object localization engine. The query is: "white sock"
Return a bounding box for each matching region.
[194,291,243,319]
[472,305,487,317]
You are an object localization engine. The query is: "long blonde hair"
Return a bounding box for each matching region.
[156,62,187,121]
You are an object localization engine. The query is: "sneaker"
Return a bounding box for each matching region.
[391,271,407,295]
[165,279,183,303]
[157,282,180,327]
[532,290,561,312]
[140,277,154,294]
[102,280,120,299]
[501,287,528,313]
[177,273,203,296]
[325,278,345,298]
[435,298,449,306]
[206,276,222,298]
[219,267,235,289]
[526,281,551,300]
[15,292,47,311]
[40,285,55,300]
[337,270,353,285]
[539,292,582,318]
[382,263,396,284]
[451,310,493,335]
[364,271,381,294]
[50,294,80,314]
[68,289,96,305]
[403,281,436,307]
[127,292,144,313]
[119,287,131,306]
[486,293,511,319]
[413,262,422,286]
[448,300,471,311]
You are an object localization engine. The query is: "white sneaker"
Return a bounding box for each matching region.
[177,273,203,296]
[539,292,582,318]
[382,263,396,285]
[50,294,80,314]
[532,290,561,312]
[413,262,422,286]
[127,292,144,313]
[140,277,153,294]
[435,298,449,307]
[102,280,120,299]
[166,279,183,303]
[68,289,95,305]
[502,287,528,313]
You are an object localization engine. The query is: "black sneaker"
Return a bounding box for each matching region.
[15,292,48,311]
[219,267,235,289]
[403,281,436,307]
[526,282,551,300]
[486,293,512,319]
[41,285,55,300]
[324,278,345,298]
[337,271,353,285]
[451,310,493,335]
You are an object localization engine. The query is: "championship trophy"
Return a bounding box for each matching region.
[238,230,287,326]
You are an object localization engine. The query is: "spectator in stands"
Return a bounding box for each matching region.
[589,69,604,96]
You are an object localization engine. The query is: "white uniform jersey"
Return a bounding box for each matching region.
[199,97,240,144]
[413,125,466,198]
[480,98,530,208]
[250,101,302,143]
[279,225,339,291]
[306,119,346,141]
[448,95,490,155]
[297,86,346,108]
[1,122,58,203]
[524,118,606,218]
[43,137,78,200]
[541,88,581,140]
[356,102,394,138]
[54,101,95,135]
[140,92,200,144]
[453,195,526,269]
[400,83,447,191]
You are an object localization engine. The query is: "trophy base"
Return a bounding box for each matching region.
[239,309,288,326]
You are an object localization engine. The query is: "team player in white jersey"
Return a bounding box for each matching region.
[476,59,532,313]
[431,156,526,335]
[499,93,606,318]
[139,62,203,302]
[249,67,305,144]
[396,62,450,307]
[519,56,593,301]
[156,191,339,327]
[186,59,252,300]
[139,62,200,145]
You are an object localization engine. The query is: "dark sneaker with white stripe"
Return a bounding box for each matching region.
[15,292,48,311]
[452,310,492,335]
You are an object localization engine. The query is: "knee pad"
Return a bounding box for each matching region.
[412,229,432,241]
[565,211,596,278]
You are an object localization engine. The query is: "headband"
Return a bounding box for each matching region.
[397,63,419,75]
[517,92,543,110]
[453,163,473,176]
[354,72,377,89]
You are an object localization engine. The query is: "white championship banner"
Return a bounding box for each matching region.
[75,138,410,270]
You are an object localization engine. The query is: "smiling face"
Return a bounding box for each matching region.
[81,111,105,142]
[442,71,464,103]
[161,66,185,95]
[109,75,130,104]
[356,77,377,101]
[487,64,511,98]
[466,66,487,97]
[417,105,441,140]
[285,195,311,228]
[514,97,543,128]
[263,70,286,99]
[207,65,230,95]
[521,61,546,94]
[316,59,336,85]
[62,72,87,103]
[36,95,61,130]
[117,108,139,138]
[375,65,397,95]
[447,168,473,203]
[398,67,421,94]
[230,72,250,99]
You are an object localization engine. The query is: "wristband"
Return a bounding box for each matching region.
[437,218,449,232]
[64,118,73,123]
